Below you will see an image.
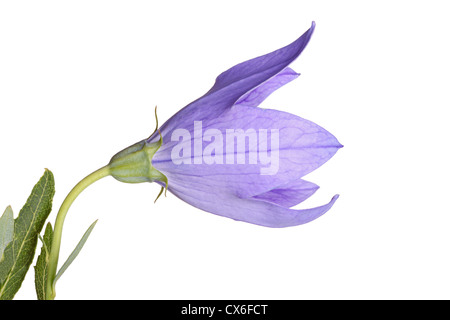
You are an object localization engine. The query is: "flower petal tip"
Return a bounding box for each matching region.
[307,21,316,36]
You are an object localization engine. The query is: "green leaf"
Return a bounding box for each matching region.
[53,220,98,287]
[34,222,53,300]
[0,206,14,262]
[0,170,55,300]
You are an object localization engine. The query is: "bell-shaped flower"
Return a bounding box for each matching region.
[109,22,342,227]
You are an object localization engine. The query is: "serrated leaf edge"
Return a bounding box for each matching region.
[0,170,54,300]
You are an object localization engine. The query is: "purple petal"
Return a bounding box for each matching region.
[153,105,342,198]
[166,174,338,228]
[234,67,299,108]
[206,22,314,97]
[149,22,316,145]
[251,179,319,208]
[143,22,342,228]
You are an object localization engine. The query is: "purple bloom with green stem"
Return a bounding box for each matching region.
[45,21,342,299]
[110,21,342,227]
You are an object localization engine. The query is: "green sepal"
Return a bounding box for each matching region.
[108,138,168,184]
[0,169,55,300]
[109,109,169,200]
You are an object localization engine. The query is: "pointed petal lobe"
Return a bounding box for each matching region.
[149,22,316,144]
[167,174,337,228]
[235,67,299,108]
[251,179,319,208]
[207,22,315,97]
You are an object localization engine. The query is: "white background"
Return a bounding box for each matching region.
[1,1,449,300]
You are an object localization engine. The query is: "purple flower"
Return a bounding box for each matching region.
[109,22,342,227]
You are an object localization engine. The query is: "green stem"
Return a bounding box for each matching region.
[45,165,111,300]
